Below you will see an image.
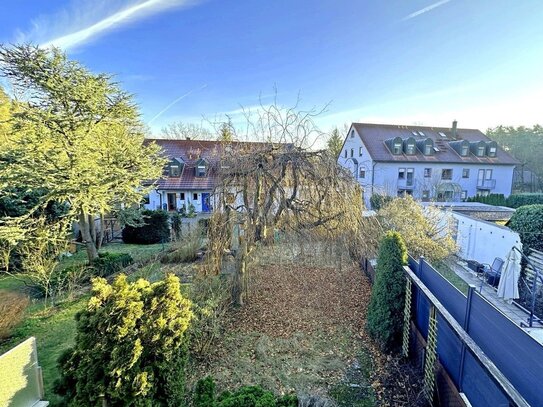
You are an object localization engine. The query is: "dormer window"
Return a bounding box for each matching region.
[391,137,403,155]
[404,137,416,155]
[196,158,207,177]
[461,145,469,156]
[476,146,485,157]
[170,164,181,177]
[168,157,184,177]
[419,138,434,156]
[487,141,498,157]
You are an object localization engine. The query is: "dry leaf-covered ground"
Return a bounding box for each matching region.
[192,244,378,404]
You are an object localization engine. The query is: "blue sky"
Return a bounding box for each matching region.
[1,0,543,137]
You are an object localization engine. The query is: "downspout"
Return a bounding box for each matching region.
[370,161,377,207]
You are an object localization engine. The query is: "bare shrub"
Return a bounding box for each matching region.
[0,290,29,338]
[188,275,231,359]
[161,226,203,264]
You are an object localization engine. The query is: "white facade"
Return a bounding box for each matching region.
[451,212,521,268]
[338,126,516,208]
[146,189,212,213]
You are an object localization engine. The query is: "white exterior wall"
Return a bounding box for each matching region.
[337,127,374,207]
[451,212,521,268]
[372,162,515,200]
[144,189,211,212]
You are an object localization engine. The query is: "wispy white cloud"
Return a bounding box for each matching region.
[402,0,452,21]
[148,83,208,124]
[17,0,202,51]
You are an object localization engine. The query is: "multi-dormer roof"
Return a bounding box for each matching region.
[351,123,519,165]
[145,139,282,190]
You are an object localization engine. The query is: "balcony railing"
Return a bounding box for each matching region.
[477,179,496,189]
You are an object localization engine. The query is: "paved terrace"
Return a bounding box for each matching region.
[449,260,543,345]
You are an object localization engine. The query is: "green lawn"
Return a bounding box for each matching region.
[58,242,171,270]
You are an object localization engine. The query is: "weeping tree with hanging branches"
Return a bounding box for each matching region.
[205,103,366,306]
[0,44,165,266]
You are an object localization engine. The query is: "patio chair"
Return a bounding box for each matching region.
[480,257,505,290]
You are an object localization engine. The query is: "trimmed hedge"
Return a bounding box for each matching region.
[466,193,506,206]
[508,204,543,254]
[92,252,133,277]
[366,231,408,352]
[506,193,543,208]
[466,193,543,208]
[122,210,170,244]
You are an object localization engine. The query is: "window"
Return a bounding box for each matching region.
[406,142,416,155]
[398,168,406,179]
[142,194,150,205]
[170,164,181,177]
[344,150,347,158]
[486,169,493,180]
[461,191,468,200]
[424,144,432,155]
[488,146,497,157]
[424,168,432,178]
[406,168,414,186]
[350,149,354,158]
[350,129,355,138]
[359,147,363,156]
[393,141,402,155]
[462,168,470,178]
[477,145,485,157]
[461,145,469,156]
[442,169,452,180]
[193,193,198,200]
[422,190,430,200]
[180,192,185,200]
[359,167,366,179]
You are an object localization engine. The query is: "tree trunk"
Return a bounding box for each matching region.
[79,212,99,264]
[232,236,248,306]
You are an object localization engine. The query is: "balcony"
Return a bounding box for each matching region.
[477,179,496,190]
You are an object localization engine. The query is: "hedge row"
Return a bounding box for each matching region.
[466,193,543,208]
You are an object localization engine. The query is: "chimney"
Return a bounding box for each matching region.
[451,120,457,140]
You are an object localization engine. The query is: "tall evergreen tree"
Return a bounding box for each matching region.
[0,45,165,263]
[366,231,408,351]
[326,127,343,158]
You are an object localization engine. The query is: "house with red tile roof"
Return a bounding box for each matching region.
[337,121,520,208]
[143,139,274,213]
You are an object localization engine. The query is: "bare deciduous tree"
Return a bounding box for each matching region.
[205,104,364,306]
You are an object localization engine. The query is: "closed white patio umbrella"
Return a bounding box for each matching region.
[497,248,520,300]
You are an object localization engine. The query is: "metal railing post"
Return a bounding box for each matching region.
[458,285,476,392]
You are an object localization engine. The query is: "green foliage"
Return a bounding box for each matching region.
[366,231,408,352]
[378,196,456,263]
[192,377,297,407]
[327,127,343,159]
[122,210,170,244]
[171,212,182,239]
[0,44,166,264]
[188,203,196,218]
[487,125,543,188]
[466,193,543,208]
[370,193,393,210]
[466,193,507,206]
[193,376,216,407]
[180,204,187,217]
[508,204,543,254]
[506,193,543,208]
[92,252,133,277]
[55,274,193,406]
